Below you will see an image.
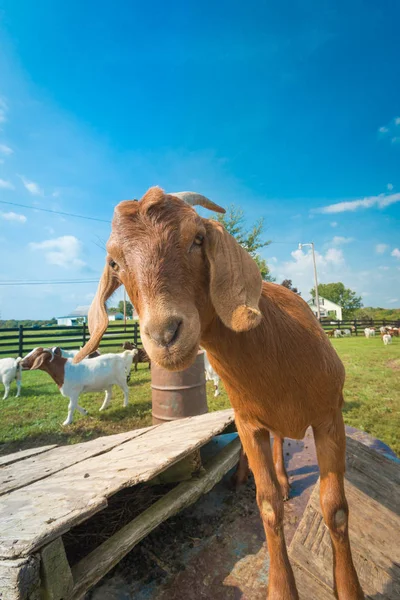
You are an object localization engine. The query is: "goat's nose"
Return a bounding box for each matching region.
[146,318,182,348]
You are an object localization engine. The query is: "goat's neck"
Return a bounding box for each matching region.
[41,357,67,388]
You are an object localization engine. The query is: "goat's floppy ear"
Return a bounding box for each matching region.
[31,351,51,370]
[73,263,121,363]
[204,220,262,332]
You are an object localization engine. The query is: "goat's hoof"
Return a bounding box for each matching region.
[62,420,73,426]
[280,483,291,502]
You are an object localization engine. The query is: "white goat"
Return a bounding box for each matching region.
[379,326,387,334]
[0,357,22,400]
[202,349,220,397]
[343,329,351,337]
[382,334,392,346]
[333,329,343,338]
[21,348,137,425]
[364,327,376,338]
[51,347,101,359]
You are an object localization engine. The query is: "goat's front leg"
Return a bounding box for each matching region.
[99,387,112,411]
[15,378,21,398]
[232,437,290,501]
[273,436,290,501]
[120,380,129,407]
[236,419,298,600]
[63,396,79,426]
[313,410,364,599]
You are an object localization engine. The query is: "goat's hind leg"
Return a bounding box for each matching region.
[2,382,10,400]
[236,419,298,600]
[313,410,364,599]
[273,435,290,501]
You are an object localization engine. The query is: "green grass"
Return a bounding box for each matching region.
[0,337,398,457]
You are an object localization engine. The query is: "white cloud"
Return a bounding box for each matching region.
[20,175,43,196]
[391,248,400,259]
[0,211,27,223]
[270,246,345,298]
[331,236,354,246]
[29,235,86,268]
[376,243,388,254]
[378,116,400,141]
[378,266,389,271]
[0,179,14,190]
[388,298,399,304]
[0,98,7,123]
[0,144,13,155]
[315,192,400,214]
[330,221,338,228]
[387,183,394,191]
[269,256,278,263]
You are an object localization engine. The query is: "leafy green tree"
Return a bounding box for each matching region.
[310,282,363,319]
[117,300,133,317]
[281,279,301,295]
[216,205,275,281]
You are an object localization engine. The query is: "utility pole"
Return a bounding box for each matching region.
[123,287,127,330]
[299,242,320,320]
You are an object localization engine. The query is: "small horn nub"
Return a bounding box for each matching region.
[169,191,226,214]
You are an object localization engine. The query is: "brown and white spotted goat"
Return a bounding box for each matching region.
[75,187,364,600]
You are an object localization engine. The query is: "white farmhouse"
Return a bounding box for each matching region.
[56,305,90,326]
[307,296,343,321]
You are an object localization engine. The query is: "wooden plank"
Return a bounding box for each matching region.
[40,538,73,600]
[0,409,234,559]
[70,435,241,600]
[292,564,334,600]
[0,556,40,600]
[0,446,57,468]
[289,437,400,599]
[0,427,156,496]
[149,449,202,485]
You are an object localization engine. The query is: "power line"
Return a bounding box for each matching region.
[0,200,110,223]
[0,279,99,286]
[0,200,300,245]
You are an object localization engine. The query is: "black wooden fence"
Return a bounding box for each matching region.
[320,319,400,336]
[1,318,399,358]
[0,322,142,357]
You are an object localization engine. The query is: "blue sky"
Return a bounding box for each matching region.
[0,0,399,319]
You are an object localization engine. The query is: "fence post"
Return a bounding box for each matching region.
[18,325,24,358]
[354,320,357,337]
[82,322,87,346]
[133,322,138,346]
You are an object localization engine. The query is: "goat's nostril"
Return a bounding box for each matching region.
[148,318,182,348]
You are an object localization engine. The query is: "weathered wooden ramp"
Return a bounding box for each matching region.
[289,436,400,599]
[0,409,240,600]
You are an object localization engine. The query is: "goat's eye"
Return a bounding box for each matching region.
[193,234,204,246]
[109,259,119,271]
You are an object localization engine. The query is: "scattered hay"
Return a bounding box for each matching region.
[63,482,175,566]
[387,358,400,371]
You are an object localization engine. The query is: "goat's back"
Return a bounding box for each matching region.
[202,283,345,438]
[0,358,19,378]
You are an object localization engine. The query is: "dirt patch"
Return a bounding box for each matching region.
[387,358,400,371]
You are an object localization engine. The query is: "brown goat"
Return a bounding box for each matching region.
[121,341,151,371]
[75,187,364,600]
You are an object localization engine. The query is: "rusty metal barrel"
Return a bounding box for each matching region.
[151,350,208,425]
